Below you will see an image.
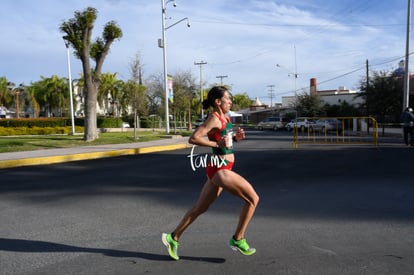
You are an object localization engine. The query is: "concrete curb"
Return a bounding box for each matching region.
[0,143,189,169]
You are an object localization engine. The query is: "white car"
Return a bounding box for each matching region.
[285,117,315,131]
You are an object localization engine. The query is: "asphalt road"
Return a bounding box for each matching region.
[1,131,414,275]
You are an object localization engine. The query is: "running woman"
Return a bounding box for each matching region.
[162,86,259,260]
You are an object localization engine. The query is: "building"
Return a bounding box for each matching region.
[282,78,364,108]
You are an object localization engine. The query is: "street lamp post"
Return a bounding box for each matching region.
[277,45,299,94]
[63,37,76,135]
[276,64,298,94]
[160,0,190,134]
[276,61,299,113]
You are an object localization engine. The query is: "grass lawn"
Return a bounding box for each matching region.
[0,130,191,153]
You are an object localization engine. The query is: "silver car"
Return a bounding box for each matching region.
[257,117,289,130]
[312,118,343,133]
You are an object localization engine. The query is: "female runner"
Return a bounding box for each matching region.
[162,86,259,260]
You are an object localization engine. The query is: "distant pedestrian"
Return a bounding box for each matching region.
[400,107,414,146]
[162,86,259,260]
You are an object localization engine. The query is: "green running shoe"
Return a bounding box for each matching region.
[162,233,179,260]
[229,237,256,256]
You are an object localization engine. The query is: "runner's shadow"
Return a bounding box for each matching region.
[0,238,225,263]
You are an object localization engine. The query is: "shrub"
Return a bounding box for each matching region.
[0,126,84,136]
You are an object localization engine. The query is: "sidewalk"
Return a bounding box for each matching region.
[0,136,190,169]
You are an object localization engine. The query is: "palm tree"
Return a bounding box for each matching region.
[0,77,14,108]
[35,75,69,117]
[98,72,124,117]
[25,85,40,118]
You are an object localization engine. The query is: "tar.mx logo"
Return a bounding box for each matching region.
[186,145,226,171]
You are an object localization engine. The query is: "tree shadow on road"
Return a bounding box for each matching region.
[0,238,226,263]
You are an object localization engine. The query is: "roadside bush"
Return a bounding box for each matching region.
[97,117,123,128]
[0,126,84,136]
[140,116,162,128]
[0,115,161,135]
[0,117,126,129]
[0,118,71,128]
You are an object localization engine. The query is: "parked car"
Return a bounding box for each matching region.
[312,118,343,133]
[257,117,290,130]
[285,117,315,131]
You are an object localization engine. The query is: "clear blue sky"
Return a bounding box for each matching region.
[0,0,410,105]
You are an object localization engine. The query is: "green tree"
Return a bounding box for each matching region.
[145,74,163,117]
[60,6,122,141]
[0,77,13,107]
[30,81,47,116]
[322,101,359,117]
[232,93,253,111]
[358,70,403,122]
[145,71,197,129]
[46,75,68,116]
[123,80,147,116]
[24,85,41,118]
[32,75,68,117]
[98,72,124,117]
[296,92,323,117]
[124,52,148,117]
[169,71,197,125]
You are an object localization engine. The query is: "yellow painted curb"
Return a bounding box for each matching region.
[0,143,189,169]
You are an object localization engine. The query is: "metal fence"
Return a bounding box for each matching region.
[292,116,379,148]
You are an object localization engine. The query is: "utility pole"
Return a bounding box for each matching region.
[366,59,370,134]
[194,60,207,118]
[216,75,228,85]
[267,84,275,107]
[403,0,411,110]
